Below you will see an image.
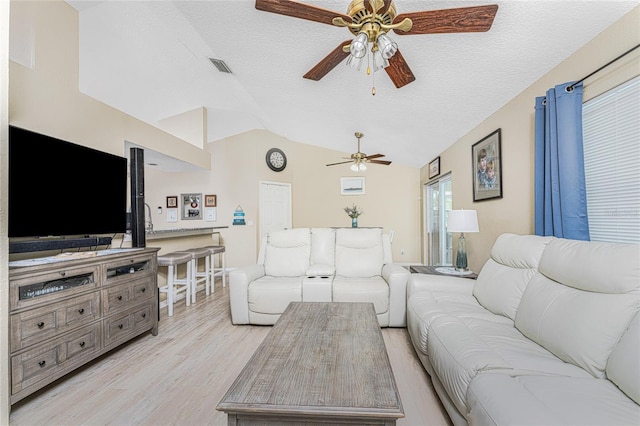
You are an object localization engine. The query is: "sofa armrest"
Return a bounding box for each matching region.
[407,273,475,299]
[229,264,265,324]
[383,263,410,327]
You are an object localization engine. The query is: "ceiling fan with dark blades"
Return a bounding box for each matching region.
[255,0,498,89]
[327,132,391,171]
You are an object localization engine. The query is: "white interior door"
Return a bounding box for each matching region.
[260,181,292,237]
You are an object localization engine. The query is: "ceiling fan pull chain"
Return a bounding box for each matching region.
[372,66,376,96]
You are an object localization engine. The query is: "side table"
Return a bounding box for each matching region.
[409,265,478,280]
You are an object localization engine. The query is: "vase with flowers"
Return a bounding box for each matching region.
[344,204,364,228]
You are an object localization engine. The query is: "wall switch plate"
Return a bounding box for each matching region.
[167,209,178,223]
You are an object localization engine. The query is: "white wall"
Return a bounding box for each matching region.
[141,130,421,268]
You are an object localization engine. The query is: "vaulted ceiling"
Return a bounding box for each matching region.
[66,0,638,168]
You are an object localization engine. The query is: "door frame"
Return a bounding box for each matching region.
[259,180,292,238]
[424,173,453,266]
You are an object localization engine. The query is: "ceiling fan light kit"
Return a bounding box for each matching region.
[327,132,391,171]
[351,162,367,172]
[255,0,498,93]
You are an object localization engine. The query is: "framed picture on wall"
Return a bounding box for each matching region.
[428,156,440,179]
[166,196,178,208]
[340,177,365,195]
[472,129,503,202]
[205,194,217,207]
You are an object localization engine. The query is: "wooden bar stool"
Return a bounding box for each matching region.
[157,251,193,317]
[205,245,226,291]
[175,247,211,303]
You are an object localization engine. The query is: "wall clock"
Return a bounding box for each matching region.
[266,148,287,172]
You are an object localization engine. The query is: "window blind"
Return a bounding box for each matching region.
[583,75,640,243]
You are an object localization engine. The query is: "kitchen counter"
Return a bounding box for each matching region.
[145,226,228,241]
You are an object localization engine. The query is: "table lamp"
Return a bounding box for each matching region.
[447,210,479,272]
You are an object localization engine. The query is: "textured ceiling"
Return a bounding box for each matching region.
[67,0,638,168]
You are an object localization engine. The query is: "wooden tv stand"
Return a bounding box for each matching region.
[8,248,159,404]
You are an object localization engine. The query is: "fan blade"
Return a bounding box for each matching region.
[385,49,415,88]
[378,0,392,16]
[366,154,386,160]
[369,160,392,165]
[326,160,354,166]
[304,41,352,81]
[255,0,352,26]
[392,5,498,35]
[365,0,392,17]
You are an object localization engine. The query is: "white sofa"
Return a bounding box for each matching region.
[407,233,640,426]
[229,227,409,327]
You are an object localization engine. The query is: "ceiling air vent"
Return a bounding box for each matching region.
[209,58,232,74]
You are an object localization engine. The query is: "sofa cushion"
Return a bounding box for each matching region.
[607,312,640,405]
[311,228,336,266]
[515,238,640,378]
[427,315,512,416]
[335,228,384,277]
[248,276,302,314]
[332,276,388,314]
[264,228,311,277]
[467,374,640,426]
[407,290,513,356]
[473,234,553,321]
[427,311,593,417]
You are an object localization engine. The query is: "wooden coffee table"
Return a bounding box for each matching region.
[217,302,404,425]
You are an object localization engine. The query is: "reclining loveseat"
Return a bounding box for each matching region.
[229,227,409,327]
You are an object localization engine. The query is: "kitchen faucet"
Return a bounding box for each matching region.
[144,202,153,232]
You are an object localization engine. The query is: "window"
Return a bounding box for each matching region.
[583,75,640,243]
[425,175,452,265]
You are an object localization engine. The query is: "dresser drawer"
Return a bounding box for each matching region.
[104,255,155,287]
[10,292,101,351]
[11,323,101,395]
[102,278,154,316]
[104,302,155,349]
[10,265,99,311]
[133,303,154,328]
[104,311,131,345]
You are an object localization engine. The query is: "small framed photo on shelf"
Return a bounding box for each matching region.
[205,194,217,207]
[166,196,178,208]
[428,156,440,179]
[472,129,503,202]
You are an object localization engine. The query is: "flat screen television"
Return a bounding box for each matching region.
[9,125,128,240]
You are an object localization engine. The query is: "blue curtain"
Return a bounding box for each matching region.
[534,81,590,240]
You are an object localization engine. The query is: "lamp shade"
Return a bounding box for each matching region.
[350,32,368,58]
[447,210,479,233]
[377,33,398,59]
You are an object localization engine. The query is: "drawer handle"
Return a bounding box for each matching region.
[141,313,146,318]
[117,296,123,301]
[38,360,46,368]
[78,308,85,314]
[141,288,146,293]
[60,271,66,277]
[118,324,124,329]
[37,322,45,328]
[79,341,85,348]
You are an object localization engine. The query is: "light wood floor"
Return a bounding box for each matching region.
[10,280,451,426]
